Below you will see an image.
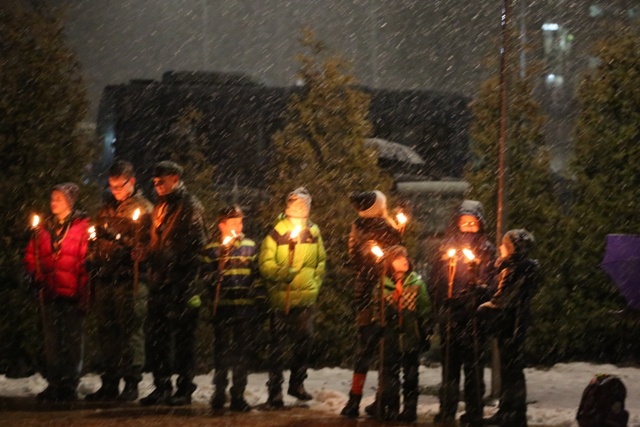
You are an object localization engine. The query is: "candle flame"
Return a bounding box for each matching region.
[447,248,457,258]
[31,215,40,228]
[396,212,408,225]
[132,208,141,221]
[231,230,237,237]
[371,245,384,259]
[290,225,302,240]
[222,235,233,245]
[462,248,475,261]
[88,225,97,241]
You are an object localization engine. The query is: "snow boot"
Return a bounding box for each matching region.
[168,382,196,406]
[288,383,312,401]
[340,392,362,418]
[117,380,139,402]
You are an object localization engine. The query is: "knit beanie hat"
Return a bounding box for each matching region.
[153,160,184,178]
[349,190,387,218]
[285,187,312,218]
[502,229,535,258]
[52,182,79,208]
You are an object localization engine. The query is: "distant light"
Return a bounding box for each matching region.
[547,74,556,83]
[542,23,559,31]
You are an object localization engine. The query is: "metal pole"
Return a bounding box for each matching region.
[493,0,512,400]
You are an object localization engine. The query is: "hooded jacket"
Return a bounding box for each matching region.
[24,210,90,300]
[259,214,326,311]
[429,200,497,314]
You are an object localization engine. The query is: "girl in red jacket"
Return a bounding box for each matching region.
[24,183,90,402]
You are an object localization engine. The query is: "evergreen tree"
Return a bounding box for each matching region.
[568,31,640,362]
[263,29,392,366]
[466,59,568,363]
[0,4,89,375]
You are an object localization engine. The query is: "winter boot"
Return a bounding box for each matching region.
[36,385,59,402]
[459,411,483,427]
[287,383,312,401]
[433,412,457,426]
[340,392,362,418]
[265,373,284,409]
[168,382,196,406]
[85,379,119,402]
[397,397,418,423]
[364,400,377,417]
[140,379,172,406]
[230,397,252,412]
[117,380,139,402]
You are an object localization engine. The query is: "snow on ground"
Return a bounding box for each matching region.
[0,362,638,426]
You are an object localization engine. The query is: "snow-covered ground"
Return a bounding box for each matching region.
[0,362,637,426]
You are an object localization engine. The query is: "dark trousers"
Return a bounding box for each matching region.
[497,329,527,420]
[267,307,313,393]
[94,280,147,385]
[438,319,485,419]
[213,314,254,399]
[146,293,199,390]
[41,297,85,391]
[381,335,420,412]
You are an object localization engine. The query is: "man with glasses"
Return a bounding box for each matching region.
[139,161,208,406]
[86,160,153,402]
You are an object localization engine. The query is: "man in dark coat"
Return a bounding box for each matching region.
[85,160,153,402]
[340,190,403,418]
[430,200,497,426]
[479,229,539,427]
[139,161,208,406]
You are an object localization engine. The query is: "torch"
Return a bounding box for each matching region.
[284,225,302,315]
[396,211,408,237]
[31,215,41,278]
[131,208,141,297]
[442,247,457,413]
[463,247,484,412]
[213,234,234,317]
[371,244,386,418]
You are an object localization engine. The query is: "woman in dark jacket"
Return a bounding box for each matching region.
[24,183,90,402]
[341,191,403,418]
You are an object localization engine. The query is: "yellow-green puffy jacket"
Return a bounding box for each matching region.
[259,214,326,311]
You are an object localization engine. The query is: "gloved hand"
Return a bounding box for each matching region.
[187,295,202,308]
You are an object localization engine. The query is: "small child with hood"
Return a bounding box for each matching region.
[367,245,431,422]
[478,229,539,427]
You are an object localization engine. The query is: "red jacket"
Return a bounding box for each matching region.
[24,212,90,300]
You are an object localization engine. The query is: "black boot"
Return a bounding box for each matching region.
[117,380,139,402]
[36,385,59,402]
[460,411,483,427]
[340,392,362,418]
[364,400,377,417]
[398,399,418,423]
[168,382,196,406]
[140,380,172,406]
[230,396,252,412]
[264,373,284,409]
[85,379,119,401]
[287,383,312,401]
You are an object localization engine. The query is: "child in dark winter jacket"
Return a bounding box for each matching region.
[478,229,539,427]
[367,245,431,422]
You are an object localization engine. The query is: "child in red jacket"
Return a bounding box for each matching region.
[25,183,90,402]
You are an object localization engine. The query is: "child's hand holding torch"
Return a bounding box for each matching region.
[285,225,302,315]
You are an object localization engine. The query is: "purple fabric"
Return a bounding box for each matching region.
[601,234,640,310]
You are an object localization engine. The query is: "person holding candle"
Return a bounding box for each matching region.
[24,182,90,402]
[85,160,153,402]
[340,190,403,418]
[139,161,208,406]
[201,205,265,412]
[429,200,497,426]
[259,187,326,408]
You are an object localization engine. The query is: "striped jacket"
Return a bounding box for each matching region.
[202,234,265,314]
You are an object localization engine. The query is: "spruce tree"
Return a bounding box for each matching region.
[568,31,640,362]
[263,29,392,366]
[0,4,89,374]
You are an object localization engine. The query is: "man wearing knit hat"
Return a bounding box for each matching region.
[340,190,403,418]
[259,187,326,408]
[24,182,90,402]
[139,160,208,406]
